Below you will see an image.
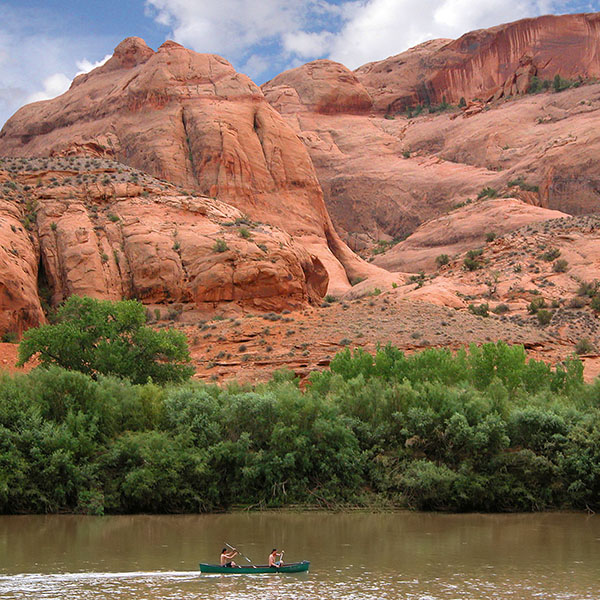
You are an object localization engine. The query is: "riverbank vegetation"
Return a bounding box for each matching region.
[1,340,598,515]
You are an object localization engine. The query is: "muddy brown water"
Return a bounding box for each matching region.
[0,512,598,599]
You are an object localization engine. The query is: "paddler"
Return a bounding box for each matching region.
[220,547,238,567]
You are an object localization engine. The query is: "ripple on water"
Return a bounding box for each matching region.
[0,571,598,600]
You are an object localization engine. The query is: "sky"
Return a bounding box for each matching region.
[1,0,599,127]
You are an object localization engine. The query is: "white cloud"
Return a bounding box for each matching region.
[24,54,112,105]
[146,0,599,80]
[26,73,72,104]
[76,54,112,74]
[327,0,562,67]
[0,5,113,127]
[283,31,335,58]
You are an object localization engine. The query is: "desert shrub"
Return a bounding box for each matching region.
[575,338,595,355]
[477,187,498,200]
[552,259,569,273]
[528,297,546,314]
[541,248,561,262]
[492,303,510,314]
[577,280,599,297]
[464,249,484,271]
[536,309,553,326]
[468,303,489,317]
[485,232,496,242]
[568,297,586,309]
[436,254,450,267]
[212,239,228,253]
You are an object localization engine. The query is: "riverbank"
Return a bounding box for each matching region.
[0,341,598,515]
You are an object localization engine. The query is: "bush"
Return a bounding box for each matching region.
[468,303,489,317]
[528,298,546,314]
[568,297,586,309]
[463,248,484,271]
[18,296,194,384]
[553,259,569,273]
[492,303,510,314]
[575,338,595,355]
[477,187,498,200]
[541,248,561,262]
[213,239,228,253]
[0,341,597,515]
[485,232,496,243]
[536,309,553,326]
[436,254,450,267]
[577,280,599,297]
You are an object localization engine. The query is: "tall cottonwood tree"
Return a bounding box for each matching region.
[18,296,194,384]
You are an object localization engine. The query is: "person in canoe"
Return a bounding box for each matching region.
[220,547,239,567]
[268,549,284,568]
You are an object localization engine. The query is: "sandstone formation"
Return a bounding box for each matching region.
[0,156,330,333]
[264,66,600,249]
[373,198,569,273]
[263,60,372,115]
[0,38,379,294]
[355,13,600,112]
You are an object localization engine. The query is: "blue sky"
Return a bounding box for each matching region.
[1,0,599,127]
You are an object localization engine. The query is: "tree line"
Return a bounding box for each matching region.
[1,297,598,514]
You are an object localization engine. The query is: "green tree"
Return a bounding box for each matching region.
[18,296,194,384]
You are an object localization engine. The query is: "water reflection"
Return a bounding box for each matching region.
[0,512,598,599]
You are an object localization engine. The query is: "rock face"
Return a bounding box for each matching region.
[264,60,372,115]
[373,198,568,273]
[263,53,600,249]
[355,13,600,112]
[0,156,330,333]
[0,38,378,294]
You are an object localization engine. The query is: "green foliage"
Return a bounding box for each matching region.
[576,280,599,298]
[1,331,18,343]
[553,259,569,273]
[528,297,546,314]
[553,74,574,93]
[492,303,510,315]
[18,296,194,384]
[477,187,498,200]
[0,341,597,515]
[468,303,489,317]
[436,254,450,267]
[541,248,561,262]
[575,338,595,355]
[464,249,484,271]
[507,177,539,193]
[536,309,553,326]
[458,97,466,108]
[213,239,228,253]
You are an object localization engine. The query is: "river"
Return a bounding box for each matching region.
[0,512,598,599]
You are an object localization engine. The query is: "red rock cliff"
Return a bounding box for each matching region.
[0,38,380,294]
[355,13,600,111]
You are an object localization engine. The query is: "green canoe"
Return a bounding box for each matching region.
[199,561,310,574]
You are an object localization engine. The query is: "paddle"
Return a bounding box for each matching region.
[225,542,253,564]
